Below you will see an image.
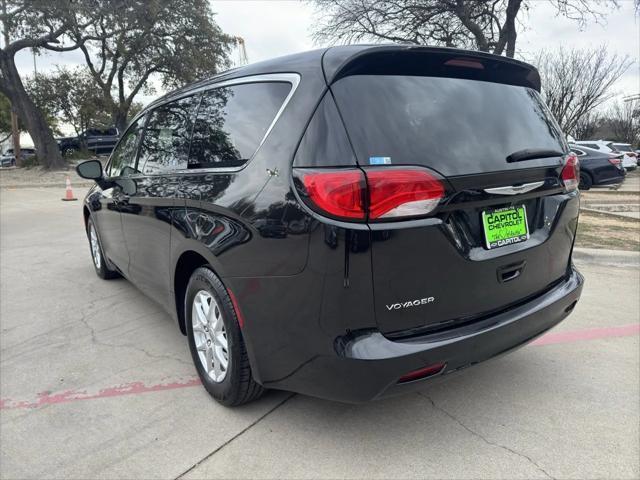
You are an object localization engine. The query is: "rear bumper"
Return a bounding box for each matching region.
[266,267,583,403]
[594,174,625,187]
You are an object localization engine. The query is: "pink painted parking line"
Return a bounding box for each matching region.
[1,324,638,410]
[530,323,640,346]
[0,377,201,410]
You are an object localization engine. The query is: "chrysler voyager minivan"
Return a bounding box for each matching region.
[77,45,584,406]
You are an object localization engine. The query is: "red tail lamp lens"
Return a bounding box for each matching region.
[301,170,366,219]
[398,362,446,383]
[367,168,445,219]
[297,167,445,221]
[561,154,580,192]
[608,156,622,166]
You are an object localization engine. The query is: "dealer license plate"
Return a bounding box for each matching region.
[481,205,529,249]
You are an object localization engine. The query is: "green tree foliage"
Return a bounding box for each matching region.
[25,67,112,138]
[1,0,231,168]
[0,0,113,168]
[0,91,13,135]
[74,0,233,132]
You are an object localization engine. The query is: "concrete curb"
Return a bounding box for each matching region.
[583,189,639,196]
[580,208,640,222]
[1,182,93,189]
[573,247,640,268]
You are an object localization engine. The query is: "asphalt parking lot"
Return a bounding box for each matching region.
[1,186,639,480]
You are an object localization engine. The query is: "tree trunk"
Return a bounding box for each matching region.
[504,0,521,58]
[10,106,20,166]
[113,108,129,134]
[491,0,522,57]
[0,53,65,170]
[455,1,490,52]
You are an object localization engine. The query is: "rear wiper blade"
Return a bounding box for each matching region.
[506,148,564,163]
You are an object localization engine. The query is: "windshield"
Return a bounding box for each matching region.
[332,75,567,176]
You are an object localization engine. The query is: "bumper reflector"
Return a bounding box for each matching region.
[398,362,446,383]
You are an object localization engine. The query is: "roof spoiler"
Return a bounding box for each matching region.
[322,45,541,91]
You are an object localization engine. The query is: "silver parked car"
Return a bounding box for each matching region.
[0,148,36,167]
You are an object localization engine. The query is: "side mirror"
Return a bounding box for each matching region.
[76,160,103,180]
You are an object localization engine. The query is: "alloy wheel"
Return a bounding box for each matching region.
[192,290,229,382]
[89,224,101,269]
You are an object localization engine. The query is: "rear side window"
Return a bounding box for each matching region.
[332,75,566,176]
[138,96,198,175]
[293,93,356,167]
[606,143,620,153]
[188,82,290,169]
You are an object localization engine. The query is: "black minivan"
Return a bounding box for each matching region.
[77,45,584,406]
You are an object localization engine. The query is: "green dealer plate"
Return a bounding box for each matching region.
[482,205,529,250]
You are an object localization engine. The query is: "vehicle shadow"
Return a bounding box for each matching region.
[212,349,588,479]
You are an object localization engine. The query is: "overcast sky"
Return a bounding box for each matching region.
[14,0,640,109]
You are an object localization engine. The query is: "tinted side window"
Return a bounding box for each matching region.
[138,96,198,175]
[189,82,291,169]
[293,93,356,167]
[107,116,145,177]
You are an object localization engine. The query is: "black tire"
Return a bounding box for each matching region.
[86,217,120,279]
[185,267,264,406]
[579,172,592,190]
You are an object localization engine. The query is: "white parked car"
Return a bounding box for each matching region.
[612,143,638,170]
[574,140,637,170]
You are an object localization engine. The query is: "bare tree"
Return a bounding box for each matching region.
[535,46,632,136]
[310,0,620,58]
[573,112,602,140]
[606,99,640,144]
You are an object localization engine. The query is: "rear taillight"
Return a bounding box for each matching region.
[300,170,366,220]
[296,167,445,221]
[609,156,622,166]
[366,168,445,219]
[561,154,580,192]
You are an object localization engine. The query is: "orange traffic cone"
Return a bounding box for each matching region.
[61,176,78,201]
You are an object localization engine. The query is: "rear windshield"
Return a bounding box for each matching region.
[332,75,566,176]
[607,143,620,152]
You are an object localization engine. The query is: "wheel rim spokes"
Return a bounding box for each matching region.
[90,225,101,269]
[191,290,229,382]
